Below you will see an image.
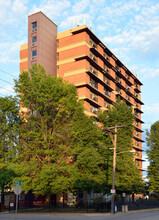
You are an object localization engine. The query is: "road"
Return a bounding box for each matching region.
[0,209,159,220]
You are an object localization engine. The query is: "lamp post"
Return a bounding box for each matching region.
[103,125,126,214]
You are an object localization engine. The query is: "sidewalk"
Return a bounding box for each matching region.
[1,207,159,216]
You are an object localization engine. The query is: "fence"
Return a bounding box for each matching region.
[1,192,159,213]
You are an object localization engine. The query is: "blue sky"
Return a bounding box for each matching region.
[0,0,159,178]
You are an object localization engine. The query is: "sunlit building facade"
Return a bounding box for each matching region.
[20,11,144,172]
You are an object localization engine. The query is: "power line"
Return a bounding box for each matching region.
[0,85,15,94]
[0,79,14,86]
[0,69,18,79]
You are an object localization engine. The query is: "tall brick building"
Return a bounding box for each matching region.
[20,11,144,172]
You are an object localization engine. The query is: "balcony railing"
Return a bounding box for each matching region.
[116,65,121,72]
[103,53,110,62]
[90,39,97,49]
[90,78,98,89]
[116,76,121,83]
[104,89,110,97]
[90,93,98,102]
[90,66,98,76]
[103,76,110,86]
[125,74,130,80]
[90,106,98,115]
[90,53,98,63]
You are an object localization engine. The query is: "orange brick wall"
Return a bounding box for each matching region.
[59,32,90,47]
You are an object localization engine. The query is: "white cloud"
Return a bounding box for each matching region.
[142,154,149,171]
[72,0,90,14]
[0,0,27,25]
[142,103,159,113]
[140,68,159,79]
[0,39,26,63]
[0,85,15,96]
[30,0,71,20]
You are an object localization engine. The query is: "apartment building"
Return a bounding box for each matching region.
[20,11,144,172]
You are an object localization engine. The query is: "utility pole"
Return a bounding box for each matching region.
[103,125,126,214]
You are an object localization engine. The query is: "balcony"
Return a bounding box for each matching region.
[116,65,121,73]
[103,76,110,86]
[90,105,98,115]
[104,89,110,97]
[90,53,98,63]
[116,87,121,94]
[125,74,130,80]
[90,92,98,102]
[104,101,110,108]
[125,95,130,101]
[90,66,98,76]
[103,53,110,62]
[90,78,98,89]
[115,76,121,84]
[90,39,97,49]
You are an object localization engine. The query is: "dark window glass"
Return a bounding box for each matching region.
[90,77,98,89]
[32,22,37,29]
[32,36,37,43]
[32,50,37,57]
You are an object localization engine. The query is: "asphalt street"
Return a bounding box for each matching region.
[0,209,159,220]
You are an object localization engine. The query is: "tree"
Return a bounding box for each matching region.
[146,121,159,192]
[0,96,20,208]
[98,99,143,193]
[13,64,105,196]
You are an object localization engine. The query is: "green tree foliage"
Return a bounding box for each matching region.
[146,121,159,192]
[0,96,19,207]
[98,100,143,193]
[13,65,105,195]
[0,96,20,169]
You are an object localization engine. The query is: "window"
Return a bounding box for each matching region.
[103,52,110,62]
[135,121,139,127]
[90,104,98,115]
[103,76,110,85]
[135,131,139,137]
[115,64,121,72]
[104,88,110,97]
[90,52,97,63]
[125,73,130,80]
[57,66,59,74]
[134,92,139,98]
[116,86,121,93]
[32,36,37,43]
[135,111,138,117]
[135,160,139,166]
[32,22,37,32]
[57,53,59,61]
[126,94,130,101]
[135,140,139,147]
[104,64,110,73]
[90,77,98,89]
[90,39,97,49]
[32,50,37,60]
[57,39,59,48]
[90,91,98,102]
[126,84,130,90]
[32,36,37,46]
[104,101,110,108]
[90,65,98,76]
[116,75,121,83]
